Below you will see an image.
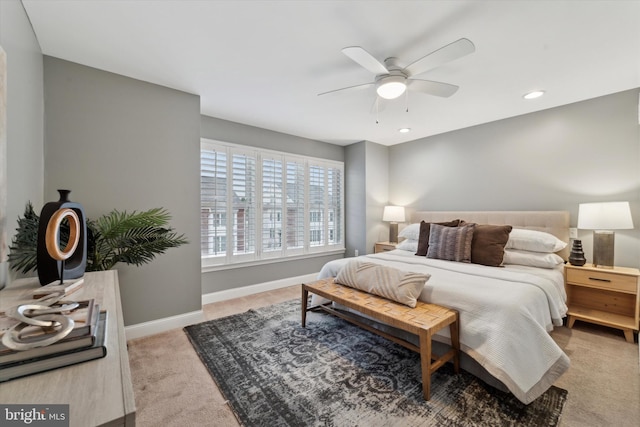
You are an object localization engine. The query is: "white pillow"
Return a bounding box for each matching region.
[503,249,564,269]
[395,239,418,252]
[398,223,420,241]
[505,229,567,253]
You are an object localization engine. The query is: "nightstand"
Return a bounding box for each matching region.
[564,263,640,343]
[374,241,397,253]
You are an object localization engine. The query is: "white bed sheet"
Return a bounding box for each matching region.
[316,250,570,404]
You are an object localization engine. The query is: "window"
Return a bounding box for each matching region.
[201,139,344,267]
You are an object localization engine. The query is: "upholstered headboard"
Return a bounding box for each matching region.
[410,211,571,260]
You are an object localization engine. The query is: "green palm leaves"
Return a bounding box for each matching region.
[7,203,40,275]
[88,208,188,271]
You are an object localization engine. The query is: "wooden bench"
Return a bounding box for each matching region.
[302,277,460,400]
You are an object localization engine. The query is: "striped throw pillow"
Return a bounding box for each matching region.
[334,261,430,308]
[427,223,476,263]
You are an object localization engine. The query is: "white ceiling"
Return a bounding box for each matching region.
[22,0,640,146]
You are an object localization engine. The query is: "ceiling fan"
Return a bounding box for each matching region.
[319,38,475,101]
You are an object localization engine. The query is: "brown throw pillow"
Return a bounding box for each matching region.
[415,219,460,256]
[471,224,513,267]
[427,223,476,263]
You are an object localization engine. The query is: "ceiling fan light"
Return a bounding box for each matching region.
[376,76,407,99]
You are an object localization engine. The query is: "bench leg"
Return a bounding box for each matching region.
[418,329,432,401]
[301,286,309,328]
[449,314,460,374]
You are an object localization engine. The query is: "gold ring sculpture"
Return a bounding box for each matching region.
[45,208,80,261]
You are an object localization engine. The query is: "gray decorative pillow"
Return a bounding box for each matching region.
[334,261,430,308]
[427,223,476,263]
[415,219,461,256]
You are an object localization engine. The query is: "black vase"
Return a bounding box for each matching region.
[569,239,586,267]
[36,190,87,286]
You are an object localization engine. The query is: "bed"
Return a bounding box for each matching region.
[315,211,570,404]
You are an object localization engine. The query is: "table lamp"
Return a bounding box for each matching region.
[383,206,405,243]
[577,201,634,268]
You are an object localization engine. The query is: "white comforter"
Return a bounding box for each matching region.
[317,250,570,404]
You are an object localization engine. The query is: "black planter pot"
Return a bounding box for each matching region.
[36,190,87,286]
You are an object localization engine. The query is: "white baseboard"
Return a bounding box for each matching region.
[125,309,205,341]
[124,272,319,340]
[201,272,318,305]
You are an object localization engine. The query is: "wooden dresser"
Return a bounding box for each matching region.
[0,271,136,426]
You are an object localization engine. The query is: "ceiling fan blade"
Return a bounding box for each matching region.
[404,38,475,77]
[342,46,389,75]
[317,82,374,96]
[408,79,459,97]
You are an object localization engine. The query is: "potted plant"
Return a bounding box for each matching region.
[8,202,188,274]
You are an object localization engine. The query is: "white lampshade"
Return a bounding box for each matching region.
[383,206,405,223]
[577,202,634,230]
[577,201,633,268]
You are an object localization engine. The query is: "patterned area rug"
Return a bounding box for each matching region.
[184,300,567,427]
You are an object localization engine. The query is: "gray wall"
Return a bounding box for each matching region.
[345,142,366,257]
[200,115,345,293]
[43,57,202,325]
[0,0,45,283]
[201,115,343,162]
[365,141,390,252]
[345,140,390,256]
[389,89,640,268]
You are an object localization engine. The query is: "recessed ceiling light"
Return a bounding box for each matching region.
[523,90,545,100]
[398,128,411,133]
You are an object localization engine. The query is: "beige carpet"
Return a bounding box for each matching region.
[127,286,639,427]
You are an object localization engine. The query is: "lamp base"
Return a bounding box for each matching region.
[592,230,615,269]
[389,222,399,244]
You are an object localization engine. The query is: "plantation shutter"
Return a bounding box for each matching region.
[231,151,256,260]
[308,165,325,248]
[285,158,305,255]
[327,165,343,246]
[261,156,283,256]
[201,139,344,268]
[200,147,227,260]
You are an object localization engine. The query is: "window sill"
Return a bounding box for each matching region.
[201,248,345,273]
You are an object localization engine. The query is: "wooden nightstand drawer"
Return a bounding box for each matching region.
[374,242,397,253]
[566,268,637,294]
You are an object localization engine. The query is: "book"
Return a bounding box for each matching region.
[0,304,100,365]
[0,311,107,382]
[0,299,96,347]
[32,278,85,299]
